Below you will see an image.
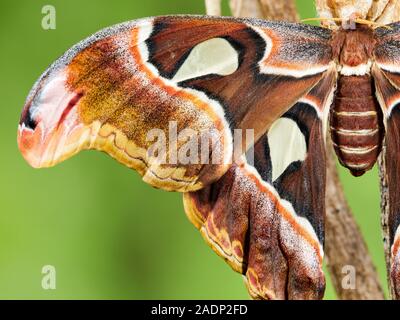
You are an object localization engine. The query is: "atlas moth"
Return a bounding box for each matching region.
[17,0,400,299]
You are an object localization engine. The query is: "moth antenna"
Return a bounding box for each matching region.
[301,17,340,29]
[301,17,342,22]
[301,17,391,30]
[354,18,392,30]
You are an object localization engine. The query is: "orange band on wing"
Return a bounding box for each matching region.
[130,27,228,141]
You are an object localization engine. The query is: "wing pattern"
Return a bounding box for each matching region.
[184,69,336,299]
[17,15,336,299]
[18,15,332,192]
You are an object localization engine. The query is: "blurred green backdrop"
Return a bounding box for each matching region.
[0,0,388,299]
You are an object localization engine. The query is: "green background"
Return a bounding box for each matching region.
[0,0,388,299]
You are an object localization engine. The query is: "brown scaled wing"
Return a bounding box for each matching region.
[373,22,400,299]
[184,69,336,299]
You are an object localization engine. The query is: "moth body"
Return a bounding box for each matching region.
[330,25,384,176]
[330,74,383,176]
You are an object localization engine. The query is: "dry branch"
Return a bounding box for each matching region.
[229,0,298,21]
[325,140,384,299]
[205,0,385,300]
[205,0,222,16]
[379,147,396,298]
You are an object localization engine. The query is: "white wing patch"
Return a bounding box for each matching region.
[172,38,239,83]
[339,61,372,76]
[29,70,76,130]
[268,117,307,182]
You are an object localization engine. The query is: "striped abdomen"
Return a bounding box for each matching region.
[330,75,384,176]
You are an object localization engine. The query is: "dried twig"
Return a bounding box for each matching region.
[205,0,222,16]
[379,146,396,298]
[206,0,385,300]
[229,0,264,18]
[325,140,384,299]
